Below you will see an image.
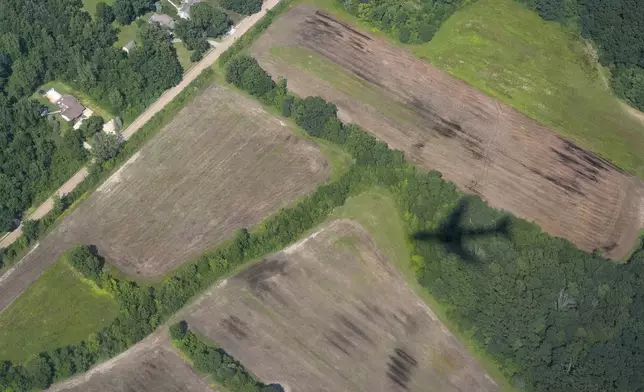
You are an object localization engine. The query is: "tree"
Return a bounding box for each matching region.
[95,2,115,24]
[241,64,275,97]
[80,116,105,140]
[91,132,121,162]
[113,0,135,25]
[169,320,188,340]
[22,220,40,242]
[65,244,104,280]
[219,0,262,15]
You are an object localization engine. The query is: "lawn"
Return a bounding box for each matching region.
[37,81,114,120]
[0,260,119,363]
[304,0,644,177]
[174,42,195,72]
[82,0,114,16]
[116,16,150,48]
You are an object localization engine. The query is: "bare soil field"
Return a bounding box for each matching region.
[251,5,644,260]
[0,83,327,312]
[179,220,499,392]
[47,330,214,392]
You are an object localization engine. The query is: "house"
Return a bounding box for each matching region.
[72,108,95,130]
[57,95,85,122]
[122,40,137,54]
[149,13,176,29]
[178,0,201,19]
[102,118,122,135]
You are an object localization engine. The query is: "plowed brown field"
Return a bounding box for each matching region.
[179,220,499,392]
[251,5,644,259]
[47,331,213,392]
[0,83,328,313]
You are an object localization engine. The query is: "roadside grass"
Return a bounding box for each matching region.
[328,189,516,392]
[36,81,115,120]
[0,260,119,363]
[82,0,114,16]
[301,0,644,177]
[174,42,195,72]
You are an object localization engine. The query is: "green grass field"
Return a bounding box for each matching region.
[302,0,644,177]
[412,0,644,176]
[0,260,119,363]
[174,42,195,72]
[82,0,114,16]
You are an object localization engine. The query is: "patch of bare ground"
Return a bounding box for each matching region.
[179,220,499,392]
[0,83,328,312]
[47,330,214,392]
[251,5,644,260]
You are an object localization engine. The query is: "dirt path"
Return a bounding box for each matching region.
[0,0,280,254]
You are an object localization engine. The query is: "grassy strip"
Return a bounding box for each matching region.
[0,257,118,363]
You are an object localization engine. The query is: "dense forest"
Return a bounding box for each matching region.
[2,51,644,390]
[0,0,182,231]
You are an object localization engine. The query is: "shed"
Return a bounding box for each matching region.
[122,40,137,54]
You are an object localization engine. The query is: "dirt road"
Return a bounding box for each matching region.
[0,0,279,253]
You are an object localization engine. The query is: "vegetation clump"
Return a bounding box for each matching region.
[171,322,282,392]
[220,0,263,16]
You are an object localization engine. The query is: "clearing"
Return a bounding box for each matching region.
[251,5,644,259]
[179,219,499,392]
[410,0,644,176]
[47,330,214,392]
[0,82,327,315]
[0,260,118,363]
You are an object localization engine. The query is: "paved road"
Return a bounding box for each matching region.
[0,0,279,251]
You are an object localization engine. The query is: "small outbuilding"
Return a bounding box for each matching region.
[122,40,137,54]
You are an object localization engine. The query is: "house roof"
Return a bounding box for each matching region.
[149,13,176,29]
[57,95,85,122]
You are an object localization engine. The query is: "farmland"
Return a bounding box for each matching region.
[0,82,328,316]
[180,219,498,392]
[48,330,214,392]
[0,260,118,363]
[251,5,644,259]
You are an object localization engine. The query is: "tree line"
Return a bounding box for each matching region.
[2,53,644,391]
[0,0,182,232]
[170,321,282,392]
[335,0,465,43]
